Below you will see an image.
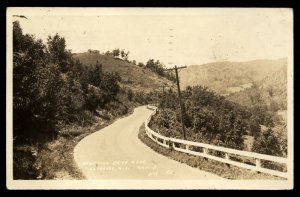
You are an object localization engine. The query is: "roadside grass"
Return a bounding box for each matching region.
[13,106,137,180]
[138,124,285,180]
[37,124,108,179]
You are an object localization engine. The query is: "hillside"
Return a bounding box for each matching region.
[225,59,287,110]
[13,21,178,180]
[179,58,287,95]
[260,63,287,109]
[73,52,174,93]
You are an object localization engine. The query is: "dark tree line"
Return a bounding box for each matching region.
[145,59,176,82]
[151,85,285,156]
[13,21,124,144]
[13,20,179,146]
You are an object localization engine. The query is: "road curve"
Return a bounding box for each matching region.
[74,106,223,180]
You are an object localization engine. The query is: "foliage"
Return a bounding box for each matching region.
[12,21,140,179]
[137,62,144,67]
[47,34,73,73]
[12,20,178,180]
[112,48,120,58]
[150,85,283,154]
[145,59,176,82]
[13,146,39,179]
[13,21,125,144]
[120,49,129,60]
[252,128,282,156]
[248,115,261,137]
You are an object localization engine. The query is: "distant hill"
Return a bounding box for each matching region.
[260,62,287,109]
[179,58,287,95]
[73,52,174,93]
[225,60,287,110]
[180,58,287,110]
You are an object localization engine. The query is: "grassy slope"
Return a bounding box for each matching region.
[179,58,287,94]
[73,52,174,93]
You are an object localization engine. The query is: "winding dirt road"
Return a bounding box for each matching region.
[74,106,223,180]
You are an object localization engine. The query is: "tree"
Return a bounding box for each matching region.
[13,21,97,142]
[85,84,105,111]
[252,128,282,156]
[125,50,130,60]
[273,124,287,157]
[13,21,24,52]
[13,21,133,179]
[263,113,274,127]
[120,49,125,59]
[47,34,72,73]
[117,50,130,60]
[127,89,134,101]
[99,72,121,103]
[146,59,155,69]
[154,60,164,76]
[138,62,144,67]
[249,88,262,104]
[231,114,246,148]
[13,21,71,141]
[86,63,103,87]
[250,104,273,126]
[112,48,120,58]
[248,115,261,137]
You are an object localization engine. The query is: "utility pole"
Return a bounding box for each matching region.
[166,65,187,139]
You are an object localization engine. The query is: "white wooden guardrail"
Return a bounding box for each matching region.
[145,105,288,179]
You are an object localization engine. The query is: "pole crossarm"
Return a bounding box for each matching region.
[165,65,187,71]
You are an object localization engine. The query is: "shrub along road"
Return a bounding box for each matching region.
[74,106,223,180]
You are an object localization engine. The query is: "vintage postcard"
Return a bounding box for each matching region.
[6,7,293,189]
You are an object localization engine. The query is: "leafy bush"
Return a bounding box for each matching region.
[150,85,284,154]
[13,146,39,179]
[12,21,142,179]
[13,21,124,144]
[252,128,282,156]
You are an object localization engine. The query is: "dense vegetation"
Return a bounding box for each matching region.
[14,20,122,144]
[150,85,287,158]
[12,20,287,180]
[143,59,176,82]
[12,21,163,179]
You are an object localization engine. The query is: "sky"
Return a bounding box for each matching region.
[8,8,293,68]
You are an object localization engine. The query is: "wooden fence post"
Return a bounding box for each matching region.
[225,153,230,160]
[186,145,189,150]
[256,158,261,168]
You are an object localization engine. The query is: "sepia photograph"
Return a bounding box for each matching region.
[6,7,293,189]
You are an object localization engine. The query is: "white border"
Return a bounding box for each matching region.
[6,7,294,190]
